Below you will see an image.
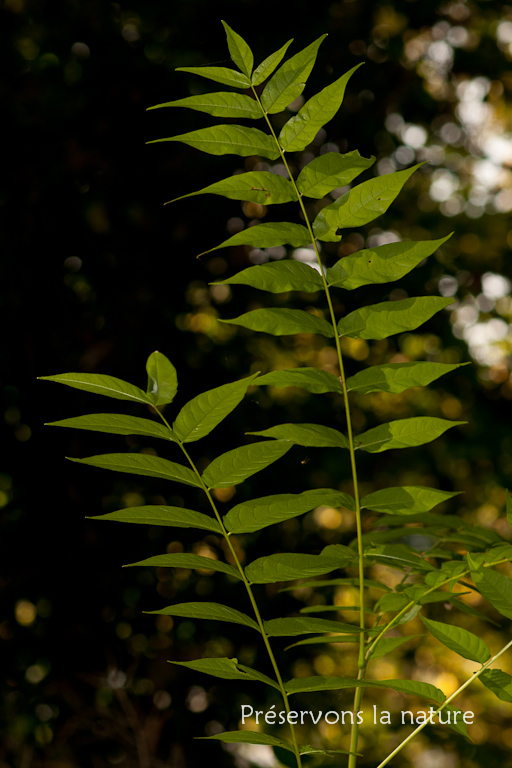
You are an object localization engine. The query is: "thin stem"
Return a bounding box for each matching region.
[251,86,366,765]
[153,408,303,768]
[375,636,512,768]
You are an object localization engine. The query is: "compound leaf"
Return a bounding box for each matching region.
[148,92,261,120]
[175,65,250,88]
[361,486,461,515]
[39,372,150,405]
[245,553,342,584]
[222,21,253,77]
[248,423,348,449]
[337,297,454,340]
[89,505,221,533]
[297,151,375,199]
[125,553,241,579]
[261,35,327,114]
[214,261,322,293]
[220,308,334,338]
[148,125,279,159]
[420,616,490,664]
[173,374,258,443]
[146,351,178,406]
[145,602,259,631]
[68,453,201,487]
[347,361,468,395]
[356,417,464,453]
[202,440,292,489]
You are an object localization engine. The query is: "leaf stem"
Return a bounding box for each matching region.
[252,86,366,765]
[153,407,303,768]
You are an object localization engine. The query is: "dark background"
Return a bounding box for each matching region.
[3,1,512,766]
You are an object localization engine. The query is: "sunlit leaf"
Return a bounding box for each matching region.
[248,423,348,448]
[68,453,201,487]
[171,171,297,207]
[220,308,334,338]
[125,552,241,579]
[175,65,250,88]
[148,125,279,159]
[224,488,354,534]
[261,35,327,114]
[89,505,222,533]
[256,367,342,394]
[146,351,178,406]
[296,151,375,199]
[39,372,150,404]
[356,417,465,453]
[145,602,259,631]
[173,374,258,443]
[420,616,490,664]
[202,440,292,488]
[346,361,468,395]
[252,39,294,86]
[361,486,461,515]
[327,236,452,290]
[201,222,312,256]
[148,92,261,119]
[245,553,342,584]
[46,413,174,441]
[170,656,279,689]
[214,261,322,293]
[222,21,253,77]
[337,297,454,340]
[279,65,362,152]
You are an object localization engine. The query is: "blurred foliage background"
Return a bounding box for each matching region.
[3,0,512,766]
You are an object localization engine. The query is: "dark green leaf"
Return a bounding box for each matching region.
[296,151,375,199]
[347,361,468,395]
[39,372,150,404]
[146,351,178,406]
[173,374,258,443]
[214,260,322,293]
[300,605,375,615]
[256,367,342,394]
[337,297,454,340]
[148,125,279,159]
[468,556,512,620]
[171,171,296,207]
[378,513,467,529]
[175,65,250,88]
[361,486,461,515]
[507,491,512,529]
[170,657,279,689]
[145,602,259,631]
[198,731,293,752]
[285,635,360,650]
[279,65,362,152]
[321,544,358,566]
[46,414,174,441]
[245,553,342,584]
[89,505,221,533]
[68,453,201,487]
[364,544,436,571]
[285,676,445,704]
[248,423,348,449]
[201,222,311,255]
[261,35,327,114]
[480,669,512,703]
[148,92,261,120]
[220,308,334,338]
[224,488,355,534]
[313,164,424,240]
[264,616,365,637]
[252,39,294,86]
[202,440,292,489]
[125,553,241,579]
[327,236,452,290]
[222,21,253,77]
[356,417,465,453]
[369,635,422,661]
[420,616,490,664]
[280,577,391,593]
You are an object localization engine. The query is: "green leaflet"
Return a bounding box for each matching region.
[369,635,422,661]
[313,163,424,240]
[202,440,292,489]
[256,367,342,394]
[148,92,261,120]
[381,513,467,529]
[214,261,323,293]
[420,616,490,664]
[346,361,469,395]
[361,486,461,515]
[248,423,348,449]
[220,308,334,338]
[89,505,222,533]
[327,235,453,290]
[145,602,259,631]
[224,488,355,534]
[264,617,365,637]
[285,635,360,650]
[38,372,150,404]
[480,669,512,703]
[146,351,177,406]
[364,544,436,571]
[68,453,201,487]
[222,21,253,77]
[279,65,362,152]
[361,526,439,546]
[125,553,241,579]
[201,222,311,255]
[321,544,359,566]
[468,555,512,620]
[198,731,293,752]
[252,39,294,86]
[507,490,512,528]
[173,373,258,443]
[171,171,297,207]
[175,65,250,88]
[285,676,445,704]
[355,417,465,453]
[261,35,327,114]
[280,577,391,593]
[245,553,342,584]
[46,413,174,441]
[169,656,279,690]
[296,151,375,199]
[337,297,454,340]
[148,125,280,159]
[300,605,375,615]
